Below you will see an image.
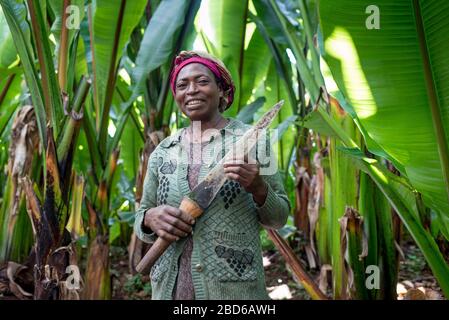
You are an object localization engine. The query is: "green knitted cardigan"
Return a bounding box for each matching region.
[134,118,290,300]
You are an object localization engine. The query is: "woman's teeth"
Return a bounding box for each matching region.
[186,100,202,106]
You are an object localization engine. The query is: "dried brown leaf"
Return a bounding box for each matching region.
[6,262,33,299]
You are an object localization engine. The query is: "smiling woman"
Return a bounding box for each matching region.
[134,50,290,300]
[174,62,223,121]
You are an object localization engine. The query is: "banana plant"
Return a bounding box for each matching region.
[318,0,449,296]
[319,0,449,233]
[0,0,130,299]
[253,0,449,299]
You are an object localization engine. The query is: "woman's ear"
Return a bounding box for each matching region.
[218,83,224,98]
[218,96,225,113]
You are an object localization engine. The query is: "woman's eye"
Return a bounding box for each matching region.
[176,83,187,89]
[198,80,209,85]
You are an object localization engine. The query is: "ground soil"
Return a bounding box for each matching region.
[110,234,445,300]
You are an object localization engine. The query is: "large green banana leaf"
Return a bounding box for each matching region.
[131,0,201,100]
[0,0,47,146]
[200,0,248,60]
[92,0,146,110]
[239,25,271,107]
[92,0,146,157]
[263,60,296,172]
[0,6,16,68]
[199,0,249,114]
[0,74,21,137]
[0,7,21,133]
[319,0,449,218]
[114,76,143,181]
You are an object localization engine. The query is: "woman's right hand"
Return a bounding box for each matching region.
[144,205,195,242]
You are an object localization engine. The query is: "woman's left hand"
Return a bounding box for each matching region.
[223,156,268,206]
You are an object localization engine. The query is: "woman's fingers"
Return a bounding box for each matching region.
[162,214,193,235]
[223,158,259,172]
[223,154,258,165]
[224,163,258,179]
[164,206,195,224]
[223,158,246,168]
[223,158,265,194]
[225,172,244,183]
[162,206,195,237]
[224,166,250,180]
[159,220,189,238]
[155,229,179,242]
[225,172,252,188]
[149,205,196,242]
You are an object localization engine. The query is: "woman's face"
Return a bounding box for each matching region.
[174,63,223,121]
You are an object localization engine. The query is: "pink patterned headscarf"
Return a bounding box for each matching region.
[170,52,235,111]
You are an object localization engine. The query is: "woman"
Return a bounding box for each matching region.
[134,51,290,300]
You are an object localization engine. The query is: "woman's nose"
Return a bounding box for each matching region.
[186,82,198,94]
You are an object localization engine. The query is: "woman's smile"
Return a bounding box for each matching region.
[185,99,204,109]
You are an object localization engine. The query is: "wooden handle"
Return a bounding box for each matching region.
[136,197,204,274]
[179,196,203,219]
[135,236,171,274]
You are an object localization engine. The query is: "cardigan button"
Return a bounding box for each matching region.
[195,264,203,272]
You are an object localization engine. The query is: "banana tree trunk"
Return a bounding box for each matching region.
[84,234,110,300]
[0,106,39,262]
[328,107,360,299]
[21,128,73,299]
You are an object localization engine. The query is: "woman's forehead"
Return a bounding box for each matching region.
[176,63,214,81]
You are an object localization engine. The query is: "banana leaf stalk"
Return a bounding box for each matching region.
[328,104,360,299]
[57,0,71,91]
[374,194,398,299]
[84,235,110,299]
[26,0,63,137]
[317,147,331,265]
[358,172,379,299]
[84,198,109,300]
[340,207,369,300]
[297,0,322,85]
[267,229,328,300]
[66,174,85,240]
[294,129,311,236]
[58,76,91,200]
[83,149,120,299]
[0,73,15,106]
